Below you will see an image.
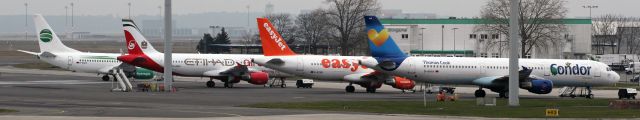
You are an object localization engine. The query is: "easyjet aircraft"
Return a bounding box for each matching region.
[359,16,620,98]
[251,18,415,93]
[116,19,291,88]
[18,14,154,81]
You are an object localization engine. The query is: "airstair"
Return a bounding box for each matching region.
[266,77,286,88]
[558,86,594,98]
[110,68,133,92]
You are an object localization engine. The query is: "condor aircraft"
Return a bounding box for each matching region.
[17,14,153,81]
[116,19,291,88]
[359,16,620,98]
[251,18,415,93]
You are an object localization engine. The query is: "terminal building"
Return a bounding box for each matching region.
[379,18,592,59]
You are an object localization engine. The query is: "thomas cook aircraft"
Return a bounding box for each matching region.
[251,18,415,93]
[116,19,292,88]
[17,14,154,81]
[359,16,620,98]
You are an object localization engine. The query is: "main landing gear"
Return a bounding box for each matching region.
[474,87,486,98]
[206,77,215,88]
[223,82,234,88]
[366,87,377,93]
[346,83,355,93]
[102,75,110,81]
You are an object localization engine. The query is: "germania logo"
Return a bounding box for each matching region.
[263,23,286,51]
[367,28,389,47]
[39,29,52,43]
[550,63,592,75]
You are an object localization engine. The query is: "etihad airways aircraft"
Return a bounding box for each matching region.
[116,19,291,88]
[17,14,153,81]
[359,16,620,98]
[251,18,415,93]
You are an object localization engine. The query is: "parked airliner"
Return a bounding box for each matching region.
[18,14,153,81]
[359,16,620,98]
[251,18,415,93]
[116,19,291,88]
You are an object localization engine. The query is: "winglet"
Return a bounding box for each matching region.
[256,18,296,56]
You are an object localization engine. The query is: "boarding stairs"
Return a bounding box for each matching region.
[110,64,135,92]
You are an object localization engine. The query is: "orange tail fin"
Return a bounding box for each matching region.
[256,18,296,56]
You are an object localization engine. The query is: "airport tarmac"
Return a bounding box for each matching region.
[0,66,621,119]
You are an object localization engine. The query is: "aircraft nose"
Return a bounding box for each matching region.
[612,72,621,83]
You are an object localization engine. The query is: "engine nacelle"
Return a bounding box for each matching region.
[133,67,155,79]
[521,79,553,94]
[385,77,416,90]
[246,72,269,85]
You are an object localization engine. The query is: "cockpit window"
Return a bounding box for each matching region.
[606,67,612,71]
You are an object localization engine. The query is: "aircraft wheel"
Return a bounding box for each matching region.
[281,84,286,88]
[345,86,355,93]
[366,87,377,93]
[206,81,215,88]
[102,75,110,81]
[586,94,594,99]
[224,82,230,88]
[474,89,486,98]
[498,92,507,98]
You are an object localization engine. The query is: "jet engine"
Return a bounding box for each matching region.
[246,72,269,85]
[520,79,553,94]
[132,68,155,79]
[384,77,416,90]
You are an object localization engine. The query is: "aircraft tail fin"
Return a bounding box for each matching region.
[364,16,407,59]
[122,19,161,55]
[256,18,296,56]
[33,14,79,53]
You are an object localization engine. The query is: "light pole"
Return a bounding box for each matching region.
[582,5,598,19]
[128,2,132,19]
[158,5,162,39]
[24,2,28,43]
[452,28,459,56]
[70,2,74,41]
[163,0,173,92]
[441,25,445,52]
[508,0,521,106]
[421,28,426,51]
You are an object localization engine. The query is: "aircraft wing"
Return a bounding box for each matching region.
[343,71,392,83]
[97,65,120,74]
[471,66,537,87]
[202,63,255,77]
[17,50,39,56]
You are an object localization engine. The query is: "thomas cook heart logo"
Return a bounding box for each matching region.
[367,29,389,47]
[40,29,52,43]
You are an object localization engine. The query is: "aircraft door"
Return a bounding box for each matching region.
[67,56,73,69]
[296,57,304,72]
[593,65,601,77]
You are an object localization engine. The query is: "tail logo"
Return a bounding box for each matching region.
[39,29,53,43]
[141,41,148,49]
[127,40,135,50]
[263,23,287,51]
[367,29,389,47]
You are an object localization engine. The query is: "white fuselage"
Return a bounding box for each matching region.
[364,57,620,87]
[39,52,121,74]
[143,53,290,77]
[257,55,372,81]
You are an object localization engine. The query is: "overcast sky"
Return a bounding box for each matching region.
[1,0,638,18]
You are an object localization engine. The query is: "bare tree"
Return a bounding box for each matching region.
[295,9,331,54]
[593,14,623,54]
[265,13,296,44]
[324,0,380,55]
[476,0,568,57]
